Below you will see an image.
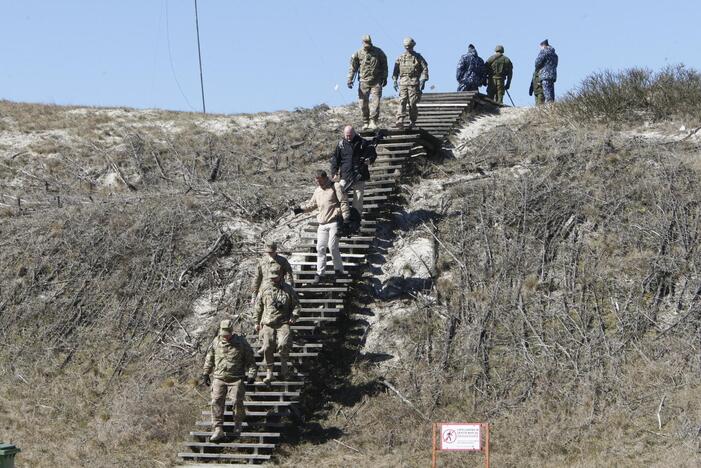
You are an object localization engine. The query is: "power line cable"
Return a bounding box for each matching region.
[165,0,196,111]
[193,0,206,114]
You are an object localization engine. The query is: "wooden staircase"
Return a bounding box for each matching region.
[179,92,496,466]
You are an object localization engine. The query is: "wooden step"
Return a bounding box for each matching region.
[299,298,344,304]
[296,243,370,250]
[294,252,365,258]
[189,431,281,439]
[243,391,300,397]
[183,441,276,449]
[202,409,291,418]
[296,287,348,293]
[291,261,359,268]
[179,452,271,461]
[194,420,285,428]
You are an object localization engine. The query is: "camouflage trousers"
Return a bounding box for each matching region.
[358,82,382,122]
[396,84,421,126]
[542,80,555,102]
[534,79,545,106]
[211,377,245,430]
[487,76,505,104]
[259,323,291,368]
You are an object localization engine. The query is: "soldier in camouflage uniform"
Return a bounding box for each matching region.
[348,35,388,131]
[201,319,257,442]
[250,241,293,305]
[534,39,558,102]
[485,45,513,104]
[529,69,545,106]
[455,44,486,92]
[254,269,300,384]
[392,37,429,129]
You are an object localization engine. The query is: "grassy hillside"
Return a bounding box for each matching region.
[0,100,397,466]
[1,68,700,467]
[277,67,701,467]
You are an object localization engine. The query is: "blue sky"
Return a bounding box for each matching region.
[1,0,699,114]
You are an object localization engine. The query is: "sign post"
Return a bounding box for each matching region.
[431,422,489,468]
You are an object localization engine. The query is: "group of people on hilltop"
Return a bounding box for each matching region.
[455,39,558,105]
[200,124,377,443]
[347,35,559,128]
[197,35,560,445]
[347,35,428,131]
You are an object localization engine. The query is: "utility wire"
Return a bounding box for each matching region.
[193,0,206,114]
[165,0,196,111]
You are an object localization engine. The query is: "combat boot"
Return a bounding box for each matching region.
[209,426,226,443]
[368,119,378,130]
[263,366,273,385]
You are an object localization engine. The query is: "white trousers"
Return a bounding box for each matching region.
[316,221,344,275]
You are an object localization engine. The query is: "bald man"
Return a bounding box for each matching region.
[330,125,377,217]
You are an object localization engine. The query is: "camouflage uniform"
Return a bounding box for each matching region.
[348,36,388,128]
[485,46,513,104]
[254,281,300,380]
[455,45,486,92]
[534,42,558,102]
[392,38,429,128]
[202,320,257,438]
[529,69,545,106]
[250,250,293,300]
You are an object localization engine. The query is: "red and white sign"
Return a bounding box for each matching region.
[440,423,481,451]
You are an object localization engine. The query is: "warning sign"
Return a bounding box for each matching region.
[439,423,481,451]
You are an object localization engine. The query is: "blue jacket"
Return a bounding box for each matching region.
[456,50,486,91]
[535,46,558,81]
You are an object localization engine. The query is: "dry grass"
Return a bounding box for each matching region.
[0,98,381,467]
[2,81,700,467]
[553,65,701,124]
[276,88,701,467]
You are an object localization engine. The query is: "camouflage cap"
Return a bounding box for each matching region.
[265,241,277,253]
[362,34,372,44]
[403,37,416,47]
[219,319,234,335]
[495,45,504,53]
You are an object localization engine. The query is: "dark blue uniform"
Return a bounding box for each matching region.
[456,47,486,92]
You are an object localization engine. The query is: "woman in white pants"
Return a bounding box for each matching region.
[293,170,351,284]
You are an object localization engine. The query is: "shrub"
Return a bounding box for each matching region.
[555,65,701,123]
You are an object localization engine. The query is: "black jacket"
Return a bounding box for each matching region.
[330,134,377,184]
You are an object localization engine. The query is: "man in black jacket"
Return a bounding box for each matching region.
[330,125,377,218]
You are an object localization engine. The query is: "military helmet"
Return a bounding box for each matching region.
[265,241,277,253]
[362,34,372,44]
[403,37,416,48]
[495,45,504,53]
[219,319,234,335]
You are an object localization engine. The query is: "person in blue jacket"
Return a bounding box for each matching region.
[534,39,559,102]
[456,44,486,92]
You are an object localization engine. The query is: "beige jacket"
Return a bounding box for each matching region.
[301,181,351,224]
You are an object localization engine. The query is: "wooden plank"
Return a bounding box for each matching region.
[179,453,271,460]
